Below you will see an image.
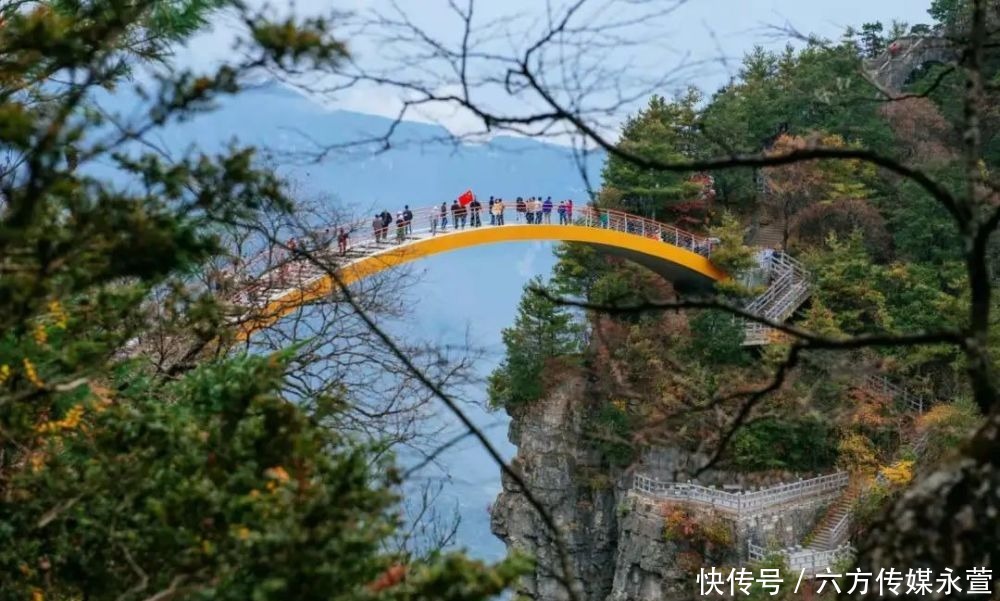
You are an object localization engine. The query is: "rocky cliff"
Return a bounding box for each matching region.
[490,373,618,601]
[490,371,828,601]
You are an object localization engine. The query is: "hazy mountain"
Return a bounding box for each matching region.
[104,81,602,211]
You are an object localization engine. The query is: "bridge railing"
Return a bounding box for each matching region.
[632,471,848,517]
[224,202,717,309]
[575,207,716,256]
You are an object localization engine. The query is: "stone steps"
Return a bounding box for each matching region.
[805,481,861,551]
[751,221,784,249]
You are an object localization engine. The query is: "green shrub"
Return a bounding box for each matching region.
[729,417,838,471]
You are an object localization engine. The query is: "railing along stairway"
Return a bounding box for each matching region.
[803,478,862,551]
[860,373,929,413]
[742,251,811,345]
[631,471,848,520]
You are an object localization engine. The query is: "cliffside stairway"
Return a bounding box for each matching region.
[741,251,811,345]
[631,471,848,519]
[804,479,861,551]
[859,373,929,413]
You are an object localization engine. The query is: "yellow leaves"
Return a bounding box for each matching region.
[23,358,44,388]
[611,398,627,412]
[36,404,85,434]
[29,451,46,472]
[0,363,10,385]
[837,433,880,474]
[47,299,68,329]
[33,323,48,346]
[879,460,914,486]
[31,588,44,601]
[920,402,963,428]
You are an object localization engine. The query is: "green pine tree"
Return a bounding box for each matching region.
[488,278,582,408]
[600,91,706,224]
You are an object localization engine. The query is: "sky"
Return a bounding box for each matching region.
[173,0,934,138]
[162,0,936,562]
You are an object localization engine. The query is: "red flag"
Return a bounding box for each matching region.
[458,189,474,206]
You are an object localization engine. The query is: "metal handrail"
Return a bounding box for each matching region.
[741,250,811,345]
[632,472,848,517]
[222,202,717,310]
[749,542,854,576]
[861,374,926,413]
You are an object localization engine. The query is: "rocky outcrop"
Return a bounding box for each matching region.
[490,373,619,601]
[490,372,833,601]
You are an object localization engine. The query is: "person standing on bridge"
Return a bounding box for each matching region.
[534,197,543,223]
[542,197,553,223]
[557,200,567,224]
[567,199,573,222]
[403,205,413,234]
[439,201,448,231]
[380,210,392,242]
[450,199,461,230]
[337,227,348,255]
[515,197,525,222]
[470,195,482,227]
[372,214,382,242]
[492,197,505,225]
[488,196,496,225]
[395,212,405,242]
[525,197,535,224]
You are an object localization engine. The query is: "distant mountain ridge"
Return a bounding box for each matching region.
[100,80,604,213]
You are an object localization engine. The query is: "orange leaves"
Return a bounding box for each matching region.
[264,466,290,492]
[662,503,698,539]
[367,563,407,592]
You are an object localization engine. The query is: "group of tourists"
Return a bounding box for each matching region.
[430,196,575,233]
[362,196,578,242]
[371,206,415,244]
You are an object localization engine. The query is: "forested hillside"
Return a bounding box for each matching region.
[490,2,996,594]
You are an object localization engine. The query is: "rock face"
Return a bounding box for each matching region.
[490,374,619,601]
[490,371,830,601]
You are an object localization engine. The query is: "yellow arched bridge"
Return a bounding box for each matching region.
[224,204,809,344]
